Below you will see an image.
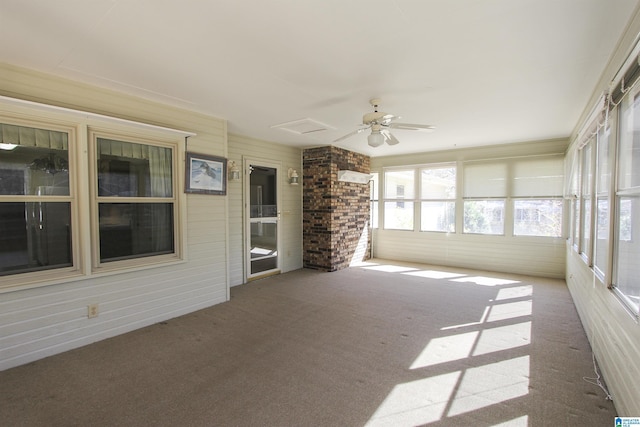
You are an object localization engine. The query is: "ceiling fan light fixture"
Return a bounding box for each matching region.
[368,131,385,147]
[334,98,435,148]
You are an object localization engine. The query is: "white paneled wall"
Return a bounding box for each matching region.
[566,249,640,415]
[374,229,566,278]
[227,133,302,286]
[0,64,229,370]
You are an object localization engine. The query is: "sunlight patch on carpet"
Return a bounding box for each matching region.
[473,322,532,356]
[403,270,466,279]
[451,276,521,287]
[362,265,420,273]
[496,285,533,300]
[365,372,461,426]
[486,301,532,322]
[447,356,530,417]
[410,331,479,369]
[493,415,529,426]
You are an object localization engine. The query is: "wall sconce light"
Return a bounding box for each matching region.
[228,161,240,182]
[288,168,299,185]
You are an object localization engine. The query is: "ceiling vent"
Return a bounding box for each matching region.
[271,118,334,135]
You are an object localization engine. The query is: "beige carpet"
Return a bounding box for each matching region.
[0,260,617,426]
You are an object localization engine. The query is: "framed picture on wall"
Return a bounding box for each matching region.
[185,152,227,195]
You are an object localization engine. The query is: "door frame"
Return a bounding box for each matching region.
[243,157,282,282]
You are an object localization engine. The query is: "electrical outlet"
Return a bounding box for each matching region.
[87,303,99,318]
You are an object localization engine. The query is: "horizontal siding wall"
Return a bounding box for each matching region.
[371,139,569,279]
[0,64,229,370]
[227,133,302,286]
[374,230,565,278]
[566,248,640,415]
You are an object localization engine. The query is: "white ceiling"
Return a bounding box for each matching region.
[1,0,638,156]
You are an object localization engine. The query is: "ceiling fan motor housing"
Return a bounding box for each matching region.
[362,111,388,125]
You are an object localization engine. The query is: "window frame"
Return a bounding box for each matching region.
[369,172,379,229]
[611,85,640,317]
[510,155,565,238]
[462,198,506,235]
[419,163,457,233]
[0,115,83,291]
[566,148,581,251]
[383,168,416,231]
[579,138,596,263]
[462,160,507,236]
[512,198,564,238]
[88,127,184,273]
[594,119,615,282]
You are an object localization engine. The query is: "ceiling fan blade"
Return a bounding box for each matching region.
[378,114,400,125]
[389,123,435,131]
[381,130,400,145]
[333,126,370,142]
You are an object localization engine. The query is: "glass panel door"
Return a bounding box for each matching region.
[247,163,279,278]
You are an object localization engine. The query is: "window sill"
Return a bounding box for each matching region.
[91,254,187,277]
[0,256,187,294]
[0,267,87,294]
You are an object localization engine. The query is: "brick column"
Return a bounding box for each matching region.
[302,146,371,271]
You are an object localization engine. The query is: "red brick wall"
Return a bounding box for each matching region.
[302,146,371,271]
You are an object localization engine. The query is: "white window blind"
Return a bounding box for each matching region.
[512,156,564,197]
[463,162,507,198]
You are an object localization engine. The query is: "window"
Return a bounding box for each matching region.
[463,162,506,235]
[513,199,563,236]
[92,133,179,268]
[395,184,405,208]
[613,91,640,314]
[572,198,581,248]
[580,141,594,259]
[463,200,505,234]
[384,169,414,230]
[0,121,75,280]
[0,103,187,290]
[370,172,379,229]
[420,165,456,232]
[594,125,612,279]
[566,148,581,248]
[511,156,563,237]
[381,159,564,237]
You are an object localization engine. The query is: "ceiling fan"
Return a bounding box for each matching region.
[334,98,435,147]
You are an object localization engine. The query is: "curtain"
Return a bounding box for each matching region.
[99,138,149,160]
[0,123,68,150]
[148,145,172,198]
[148,146,173,252]
[97,138,172,197]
